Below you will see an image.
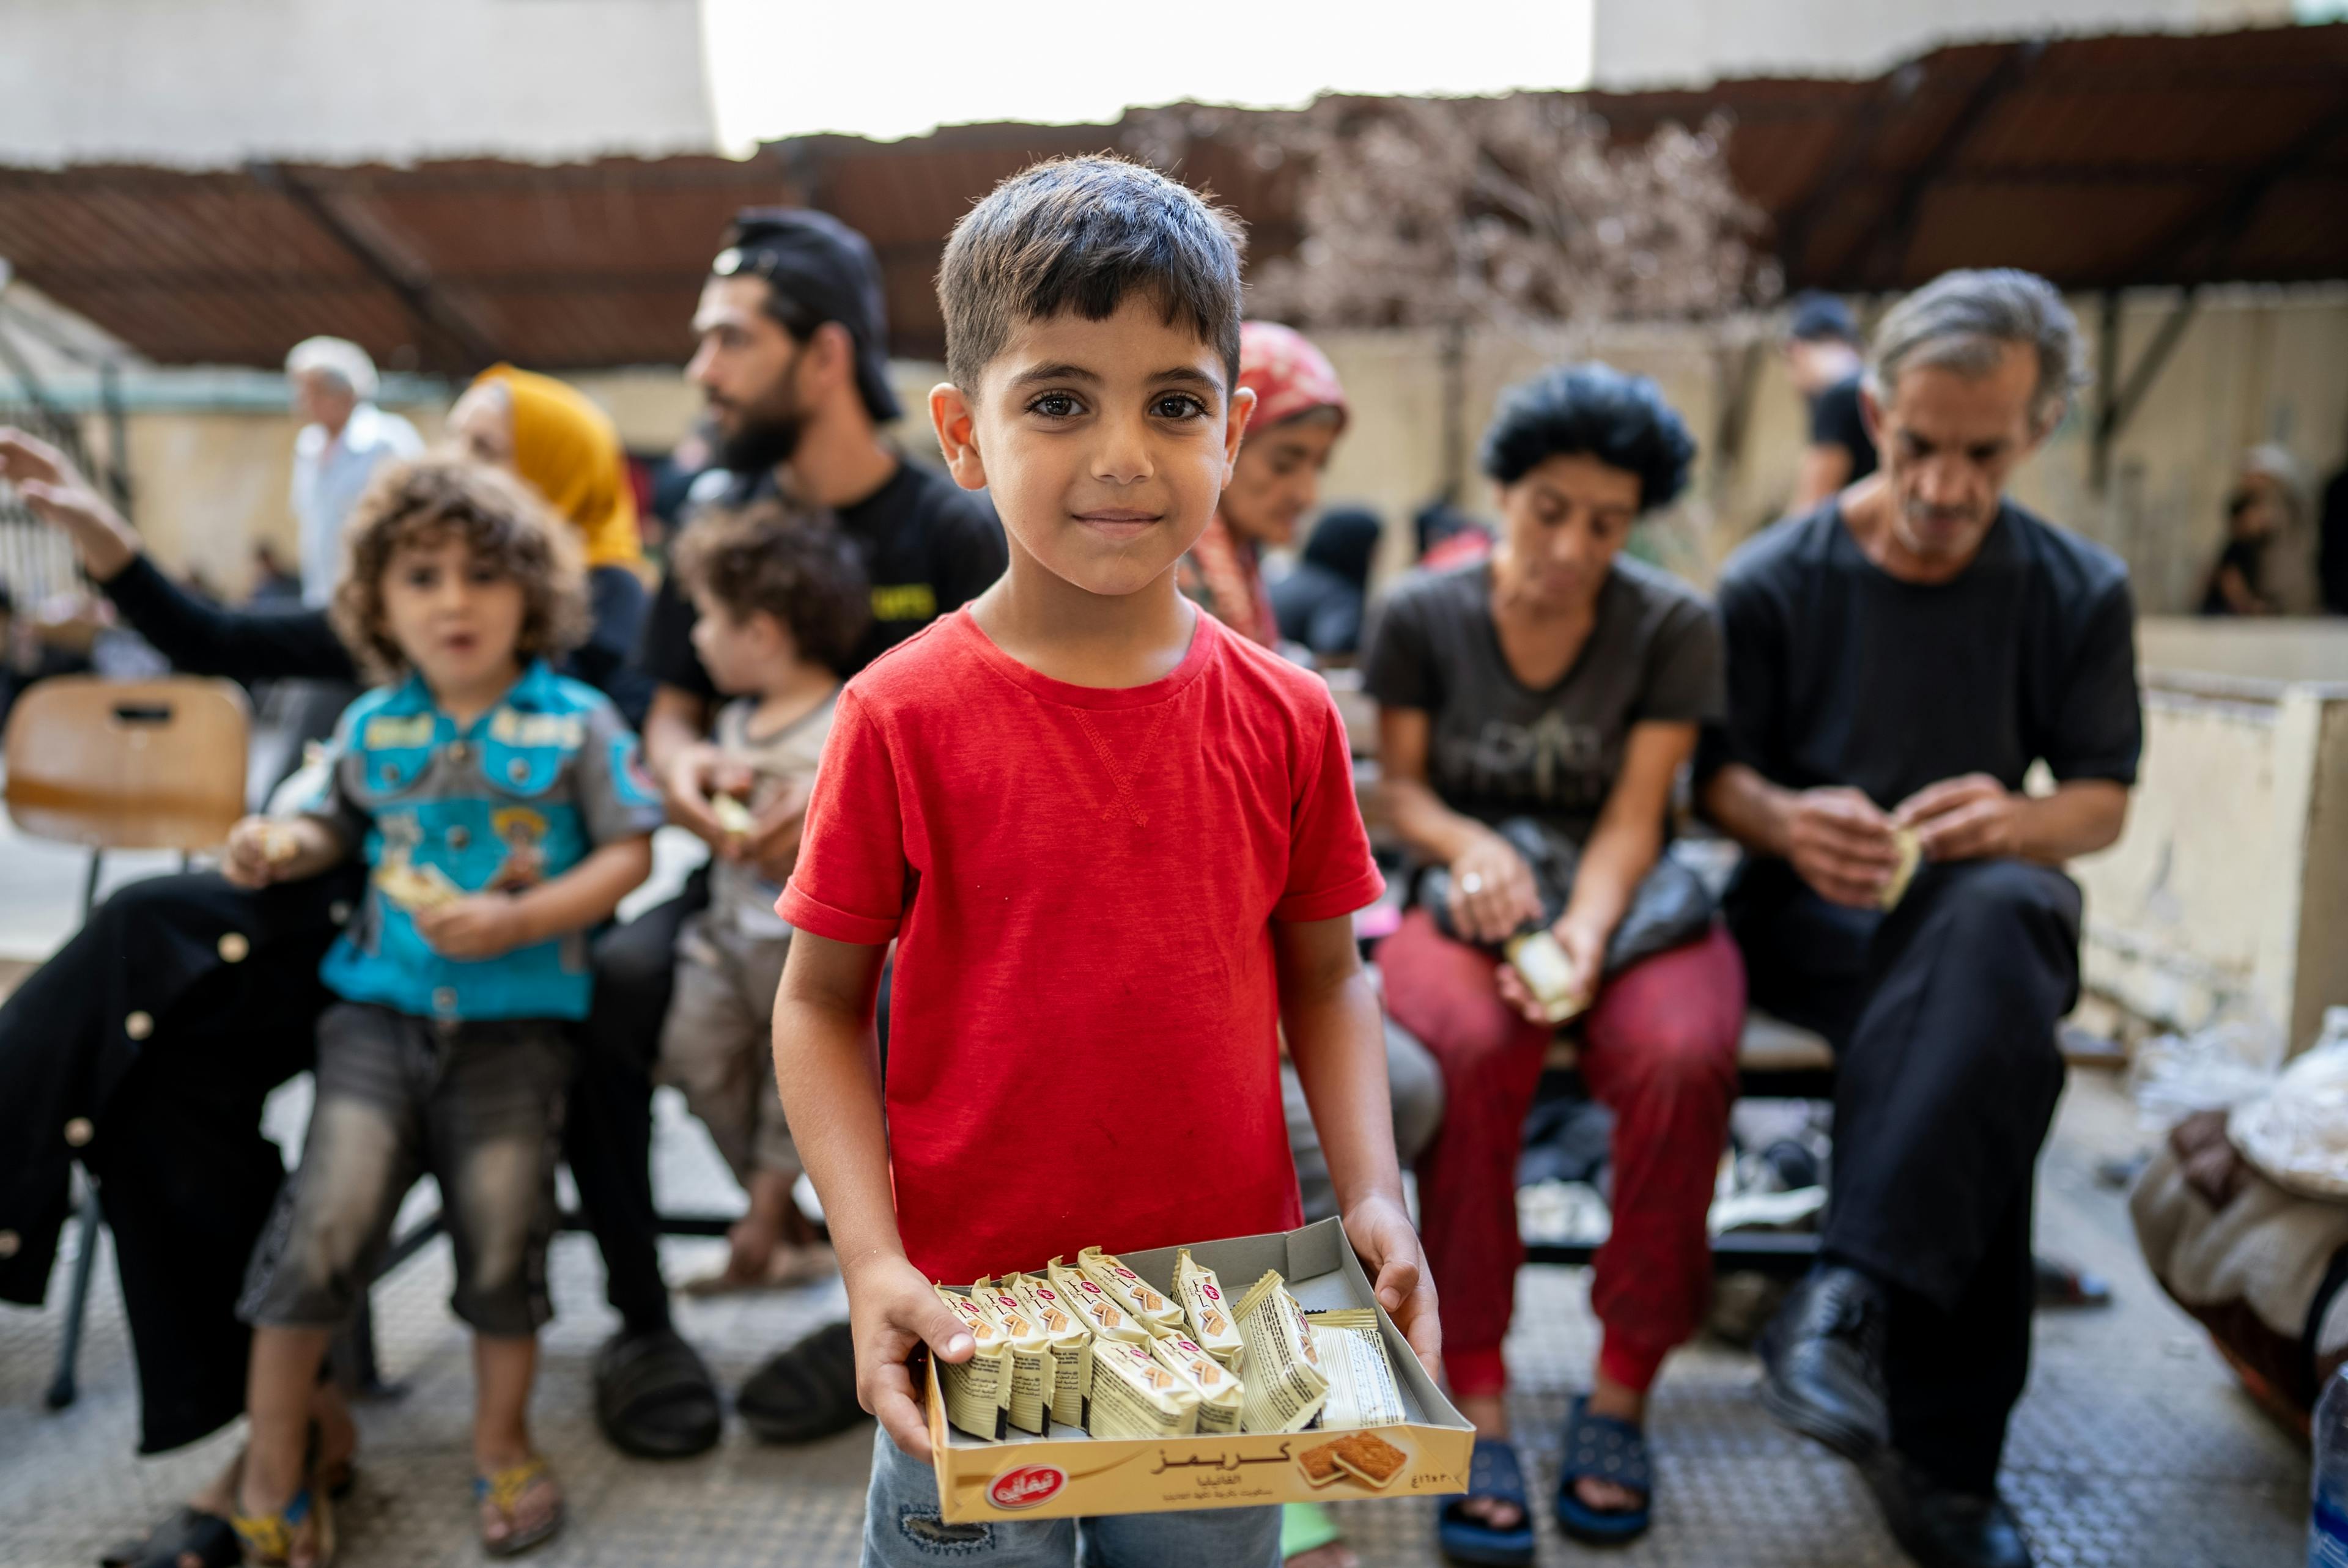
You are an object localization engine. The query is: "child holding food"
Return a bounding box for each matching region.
[219,457,662,1564]
[769,155,1440,1568]
[660,499,869,1293]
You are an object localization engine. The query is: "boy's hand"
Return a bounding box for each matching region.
[660,740,732,851]
[413,894,528,960]
[221,816,287,888]
[1343,1193,1442,1380]
[844,1250,976,1463]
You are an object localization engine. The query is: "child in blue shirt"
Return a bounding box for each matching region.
[221,457,662,1564]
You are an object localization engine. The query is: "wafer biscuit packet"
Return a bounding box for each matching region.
[932,1284,1010,1440]
[1006,1272,1091,1428]
[1172,1248,1245,1369]
[374,859,462,911]
[1148,1331,1246,1435]
[1234,1270,1330,1434]
[1047,1256,1151,1348]
[1881,826,1924,910]
[711,793,756,836]
[1075,1246,1185,1337]
[254,820,304,866]
[970,1278,1052,1435]
[1308,1308,1407,1428]
[1088,1337,1200,1440]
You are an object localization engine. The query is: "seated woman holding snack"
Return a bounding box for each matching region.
[1362,364,1746,1558]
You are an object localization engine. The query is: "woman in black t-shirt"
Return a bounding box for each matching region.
[1363,366,1744,1557]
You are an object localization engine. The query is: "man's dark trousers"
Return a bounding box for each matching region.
[1729,856,2078,1493]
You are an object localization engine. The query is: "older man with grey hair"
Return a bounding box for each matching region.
[1699,269,2142,1568]
[285,335,421,606]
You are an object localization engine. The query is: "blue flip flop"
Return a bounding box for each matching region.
[1437,1436,1537,1566]
[1555,1395,1653,1545]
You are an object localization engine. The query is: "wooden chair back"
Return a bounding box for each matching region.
[4,676,251,851]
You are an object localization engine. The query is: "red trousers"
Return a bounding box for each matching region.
[1378,911,1745,1398]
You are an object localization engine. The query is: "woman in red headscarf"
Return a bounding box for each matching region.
[1177,322,1351,647]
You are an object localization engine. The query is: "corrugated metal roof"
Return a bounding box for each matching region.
[2,22,2341,374]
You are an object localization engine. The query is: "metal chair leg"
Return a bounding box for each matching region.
[45,1182,103,1411]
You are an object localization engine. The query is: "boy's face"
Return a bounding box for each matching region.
[931,294,1255,599]
[380,532,526,696]
[688,587,793,696]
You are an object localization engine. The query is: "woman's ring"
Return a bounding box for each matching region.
[1460,872,1485,894]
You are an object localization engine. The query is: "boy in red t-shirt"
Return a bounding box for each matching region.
[772,155,1439,1568]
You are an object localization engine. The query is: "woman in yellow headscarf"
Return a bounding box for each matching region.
[448,365,650,714]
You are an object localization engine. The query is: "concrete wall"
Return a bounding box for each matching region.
[43,282,2348,616]
[2072,652,2348,1055]
[1301,285,2348,613]
[0,0,714,167]
[1592,0,2292,87]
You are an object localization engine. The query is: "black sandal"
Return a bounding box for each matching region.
[1554,1396,1654,1545]
[593,1326,722,1459]
[736,1320,866,1445]
[100,1507,240,1568]
[1436,1437,1535,1566]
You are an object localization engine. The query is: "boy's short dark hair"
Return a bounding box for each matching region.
[1479,363,1697,513]
[332,456,589,680]
[937,155,1246,397]
[671,500,871,675]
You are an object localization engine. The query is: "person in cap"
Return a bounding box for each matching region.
[574,208,1006,1458]
[1784,292,1877,512]
[286,336,424,609]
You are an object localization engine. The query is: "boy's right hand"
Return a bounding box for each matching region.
[660,740,733,852]
[844,1250,976,1463]
[221,815,291,888]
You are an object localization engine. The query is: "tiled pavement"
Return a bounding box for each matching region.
[0,1072,2307,1567]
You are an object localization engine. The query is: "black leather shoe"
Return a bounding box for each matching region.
[1756,1265,1889,1460]
[1864,1454,2034,1568]
[737,1320,868,1444]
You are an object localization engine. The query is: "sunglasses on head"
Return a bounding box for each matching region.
[710,246,827,338]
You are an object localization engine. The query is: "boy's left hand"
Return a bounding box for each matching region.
[1343,1193,1442,1380]
[414,894,529,960]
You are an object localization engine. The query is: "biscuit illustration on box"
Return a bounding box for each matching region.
[1330,1432,1409,1490]
[1296,1438,1349,1489]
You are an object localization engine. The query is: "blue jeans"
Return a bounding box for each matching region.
[862,1429,1282,1568]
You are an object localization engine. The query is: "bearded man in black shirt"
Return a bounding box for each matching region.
[578,210,1006,1458]
[1702,270,2140,1568]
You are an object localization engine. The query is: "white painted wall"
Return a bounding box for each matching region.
[1593,0,2294,87]
[0,0,716,168]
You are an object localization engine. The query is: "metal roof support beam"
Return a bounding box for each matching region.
[2114,100,2348,283]
[247,161,502,374]
[2092,285,2198,493]
[1773,65,1920,286]
[1840,39,2047,291]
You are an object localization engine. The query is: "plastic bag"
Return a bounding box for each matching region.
[2127,1012,2287,1128]
[2229,1008,2348,1200]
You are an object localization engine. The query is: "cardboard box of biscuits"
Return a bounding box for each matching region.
[923,1216,1472,1522]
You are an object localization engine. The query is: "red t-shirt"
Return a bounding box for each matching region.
[777,607,1384,1284]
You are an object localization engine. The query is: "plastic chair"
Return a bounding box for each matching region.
[3,675,250,1408]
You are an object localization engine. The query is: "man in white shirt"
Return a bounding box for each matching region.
[286,337,422,606]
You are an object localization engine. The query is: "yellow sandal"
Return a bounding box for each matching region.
[474,1456,564,1558]
[230,1486,334,1568]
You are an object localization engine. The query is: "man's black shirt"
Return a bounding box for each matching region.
[640,457,1006,696]
[1699,499,2141,812]
[1809,373,1879,485]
